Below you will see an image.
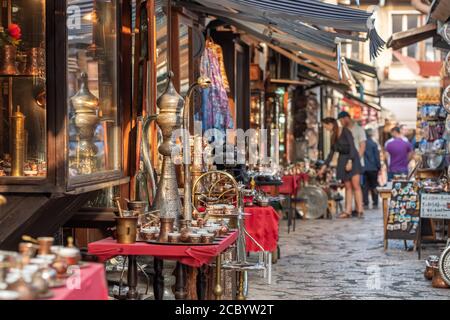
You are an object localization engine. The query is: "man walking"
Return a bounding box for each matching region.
[385,127,414,180]
[363,129,381,209]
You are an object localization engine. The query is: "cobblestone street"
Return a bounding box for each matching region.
[248,208,450,300]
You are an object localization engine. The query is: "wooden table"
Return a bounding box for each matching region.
[88,232,238,300]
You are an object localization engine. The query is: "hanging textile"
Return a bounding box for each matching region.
[199,39,234,133]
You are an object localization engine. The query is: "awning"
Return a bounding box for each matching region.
[342,92,382,112]
[386,23,437,51]
[177,0,384,59]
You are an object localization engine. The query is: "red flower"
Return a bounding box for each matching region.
[8,24,21,41]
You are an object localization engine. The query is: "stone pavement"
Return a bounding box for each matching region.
[247,208,450,300]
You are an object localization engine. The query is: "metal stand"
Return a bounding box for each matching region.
[213,254,223,300]
[153,258,164,300]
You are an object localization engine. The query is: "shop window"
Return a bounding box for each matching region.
[0,0,46,178]
[67,0,121,177]
[391,13,419,61]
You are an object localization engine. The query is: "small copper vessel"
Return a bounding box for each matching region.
[37,237,54,256]
[432,266,450,289]
[115,217,138,244]
[127,201,147,215]
[425,256,439,281]
[201,233,215,244]
[168,232,181,243]
[188,234,201,244]
[158,217,175,243]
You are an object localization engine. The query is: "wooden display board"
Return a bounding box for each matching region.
[385,181,420,248]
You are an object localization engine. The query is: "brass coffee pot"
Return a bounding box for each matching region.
[142,72,183,221]
[70,72,101,175]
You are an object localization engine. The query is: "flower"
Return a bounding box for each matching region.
[8,24,21,41]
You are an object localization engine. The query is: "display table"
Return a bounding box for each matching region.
[244,206,280,252]
[88,231,238,300]
[50,263,108,300]
[88,231,238,267]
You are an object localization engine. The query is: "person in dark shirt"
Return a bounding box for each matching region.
[363,129,381,209]
[318,118,363,218]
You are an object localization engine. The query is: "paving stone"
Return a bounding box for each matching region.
[247,208,450,300]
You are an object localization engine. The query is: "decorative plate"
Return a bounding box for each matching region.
[439,245,450,286]
[442,85,450,113]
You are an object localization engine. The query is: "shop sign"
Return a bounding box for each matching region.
[420,193,450,219]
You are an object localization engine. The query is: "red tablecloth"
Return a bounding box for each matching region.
[244,206,280,252]
[88,231,238,268]
[279,174,310,196]
[279,175,298,195]
[50,263,108,300]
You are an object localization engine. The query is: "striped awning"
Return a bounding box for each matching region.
[177,0,384,59]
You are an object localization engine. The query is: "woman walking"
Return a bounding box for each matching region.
[318,118,364,218]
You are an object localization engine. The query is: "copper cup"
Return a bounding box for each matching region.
[116,217,138,244]
[188,234,201,244]
[158,218,175,243]
[57,248,80,266]
[168,232,181,243]
[37,237,54,255]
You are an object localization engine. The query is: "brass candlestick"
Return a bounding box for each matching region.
[10,105,26,176]
[182,77,211,223]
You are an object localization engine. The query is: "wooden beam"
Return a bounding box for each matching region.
[387,23,437,51]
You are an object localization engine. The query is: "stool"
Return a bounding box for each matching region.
[290,197,306,232]
[279,194,293,233]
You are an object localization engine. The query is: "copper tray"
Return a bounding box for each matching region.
[145,232,234,246]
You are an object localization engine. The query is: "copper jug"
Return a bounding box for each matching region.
[431,266,450,289]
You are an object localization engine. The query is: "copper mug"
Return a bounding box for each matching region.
[116,217,138,244]
[37,237,54,256]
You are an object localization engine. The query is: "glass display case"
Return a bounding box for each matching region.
[0,0,46,178]
[0,0,131,193]
[67,0,120,178]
